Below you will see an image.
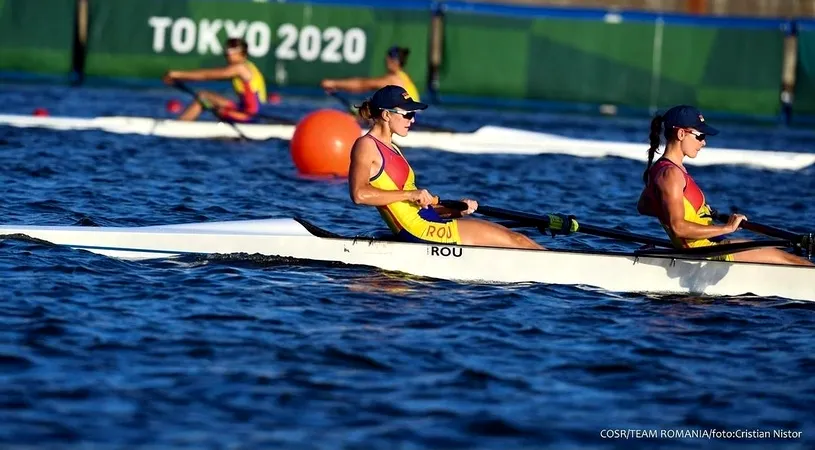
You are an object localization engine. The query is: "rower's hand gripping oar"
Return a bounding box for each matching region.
[172,81,251,141]
[711,209,813,258]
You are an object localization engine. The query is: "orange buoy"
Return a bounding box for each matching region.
[32,107,49,117]
[166,99,183,114]
[290,109,361,177]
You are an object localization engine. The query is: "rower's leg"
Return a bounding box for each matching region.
[178,91,235,121]
[729,240,814,266]
[178,101,202,121]
[457,218,545,250]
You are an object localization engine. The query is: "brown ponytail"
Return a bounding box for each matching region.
[357,99,385,123]
[643,114,663,184]
[396,47,410,66]
[358,100,373,121]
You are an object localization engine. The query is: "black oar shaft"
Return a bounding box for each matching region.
[477,206,546,224]
[713,213,801,244]
[475,205,673,248]
[577,223,671,248]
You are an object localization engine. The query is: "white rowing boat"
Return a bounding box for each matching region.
[1,217,813,302]
[1,114,814,170]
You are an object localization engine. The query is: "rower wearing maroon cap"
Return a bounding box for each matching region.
[637,105,812,266]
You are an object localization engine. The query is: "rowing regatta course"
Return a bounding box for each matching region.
[2,83,815,448]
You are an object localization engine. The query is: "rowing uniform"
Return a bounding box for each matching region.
[642,158,733,261]
[221,61,267,122]
[396,70,420,102]
[367,134,461,244]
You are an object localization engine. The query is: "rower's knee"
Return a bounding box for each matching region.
[508,230,544,250]
[787,251,815,266]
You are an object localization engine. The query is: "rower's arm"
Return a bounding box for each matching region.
[167,65,243,82]
[636,189,651,216]
[348,138,416,206]
[323,74,396,94]
[656,168,734,240]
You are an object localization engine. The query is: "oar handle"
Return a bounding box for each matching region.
[712,212,804,244]
[712,210,813,257]
[433,197,468,211]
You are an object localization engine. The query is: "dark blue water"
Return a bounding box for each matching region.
[1,83,814,449]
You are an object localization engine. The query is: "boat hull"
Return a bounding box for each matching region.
[1,218,813,302]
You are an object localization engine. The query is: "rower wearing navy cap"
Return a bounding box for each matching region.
[348,85,544,249]
[321,46,421,102]
[637,105,813,266]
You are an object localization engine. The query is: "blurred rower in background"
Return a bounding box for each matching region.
[321,46,420,102]
[162,38,267,122]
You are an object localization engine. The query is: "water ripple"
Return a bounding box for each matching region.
[0,84,813,449]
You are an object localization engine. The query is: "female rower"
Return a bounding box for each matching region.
[637,105,812,266]
[348,85,544,250]
[162,38,266,122]
[321,46,421,101]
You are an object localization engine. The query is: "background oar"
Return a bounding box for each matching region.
[473,205,674,248]
[328,91,357,115]
[172,81,251,141]
[711,209,813,257]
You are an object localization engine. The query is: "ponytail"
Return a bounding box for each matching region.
[358,100,373,121]
[397,48,410,66]
[643,114,663,184]
[357,99,384,122]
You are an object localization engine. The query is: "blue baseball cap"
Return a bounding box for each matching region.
[370,85,427,112]
[662,105,719,136]
[387,46,401,59]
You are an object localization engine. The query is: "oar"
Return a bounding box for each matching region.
[438,202,674,248]
[711,209,813,257]
[172,81,251,141]
[634,239,793,259]
[328,91,357,115]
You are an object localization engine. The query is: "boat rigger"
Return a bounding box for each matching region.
[1,214,812,302]
[1,114,813,170]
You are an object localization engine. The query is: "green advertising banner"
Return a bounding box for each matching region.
[793,22,815,119]
[0,0,75,77]
[438,5,785,117]
[84,0,430,96]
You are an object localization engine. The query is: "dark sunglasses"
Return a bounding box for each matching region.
[674,127,706,141]
[386,109,416,120]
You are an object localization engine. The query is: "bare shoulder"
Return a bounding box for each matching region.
[384,72,403,84]
[351,135,377,158]
[235,62,253,80]
[653,165,686,193]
